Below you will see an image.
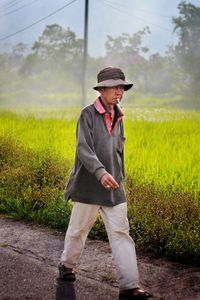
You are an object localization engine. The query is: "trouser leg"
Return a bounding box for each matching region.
[61,202,99,268]
[100,202,140,290]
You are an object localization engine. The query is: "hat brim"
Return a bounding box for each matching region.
[93,79,133,91]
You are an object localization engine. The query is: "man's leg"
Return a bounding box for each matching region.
[100,202,140,290]
[60,202,99,268]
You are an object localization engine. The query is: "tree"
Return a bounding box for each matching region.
[32,24,83,65]
[172,1,200,98]
[103,28,150,93]
[11,43,28,70]
[104,27,150,67]
[20,24,84,88]
[12,43,28,56]
[0,52,10,70]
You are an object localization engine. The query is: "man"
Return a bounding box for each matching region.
[58,67,153,299]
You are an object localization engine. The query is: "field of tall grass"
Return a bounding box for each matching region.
[0,107,200,264]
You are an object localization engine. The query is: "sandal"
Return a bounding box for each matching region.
[119,288,153,299]
[58,263,76,282]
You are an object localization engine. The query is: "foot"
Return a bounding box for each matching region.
[58,262,76,282]
[119,288,153,299]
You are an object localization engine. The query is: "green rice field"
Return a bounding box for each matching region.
[0,107,200,264]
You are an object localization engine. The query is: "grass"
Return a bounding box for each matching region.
[125,113,200,202]
[0,107,200,264]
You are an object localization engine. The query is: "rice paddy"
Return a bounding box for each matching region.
[1,106,200,263]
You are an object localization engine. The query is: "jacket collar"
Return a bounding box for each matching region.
[94,97,124,117]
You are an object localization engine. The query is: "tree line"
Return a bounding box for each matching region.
[0,1,199,107]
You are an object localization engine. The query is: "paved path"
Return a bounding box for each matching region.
[0,217,200,300]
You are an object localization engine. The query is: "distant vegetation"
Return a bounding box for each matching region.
[0,108,200,264]
[0,1,200,108]
[0,1,200,265]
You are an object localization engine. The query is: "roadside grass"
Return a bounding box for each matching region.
[0,135,72,228]
[0,108,200,264]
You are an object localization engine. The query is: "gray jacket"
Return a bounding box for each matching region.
[64,97,126,206]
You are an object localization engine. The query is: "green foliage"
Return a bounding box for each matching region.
[1,20,200,107]
[0,134,72,228]
[173,1,200,97]
[0,108,200,264]
[32,24,83,61]
[34,198,73,229]
[105,27,150,62]
[124,109,200,201]
[89,215,108,241]
[126,182,200,264]
[23,24,83,83]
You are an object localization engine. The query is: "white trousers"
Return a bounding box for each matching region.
[61,202,140,290]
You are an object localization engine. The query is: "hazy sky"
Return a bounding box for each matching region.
[0,0,199,57]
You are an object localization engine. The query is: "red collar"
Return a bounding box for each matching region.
[94,97,124,116]
[94,97,106,114]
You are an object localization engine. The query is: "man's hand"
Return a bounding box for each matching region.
[100,173,119,190]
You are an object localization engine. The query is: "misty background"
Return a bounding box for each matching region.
[0,0,200,108]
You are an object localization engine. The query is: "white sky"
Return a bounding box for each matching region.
[0,0,200,57]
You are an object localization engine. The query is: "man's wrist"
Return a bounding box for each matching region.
[95,168,108,181]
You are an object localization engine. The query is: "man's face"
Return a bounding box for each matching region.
[100,85,124,107]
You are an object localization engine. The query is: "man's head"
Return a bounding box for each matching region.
[93,67,133,107]
[93,66,133,91]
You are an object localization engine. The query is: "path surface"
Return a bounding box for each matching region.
[0,217,200,300]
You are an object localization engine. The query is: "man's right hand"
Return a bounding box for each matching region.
[100,173,119,190]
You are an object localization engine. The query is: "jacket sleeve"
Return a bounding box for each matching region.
[76,109,107,181]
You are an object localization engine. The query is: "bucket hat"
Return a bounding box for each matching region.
[93,67,133,91]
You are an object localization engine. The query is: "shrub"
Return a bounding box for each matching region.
[0,135,71,227]
[126,177,200,264]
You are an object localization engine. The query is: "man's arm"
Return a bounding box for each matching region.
[76,110,107,181]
